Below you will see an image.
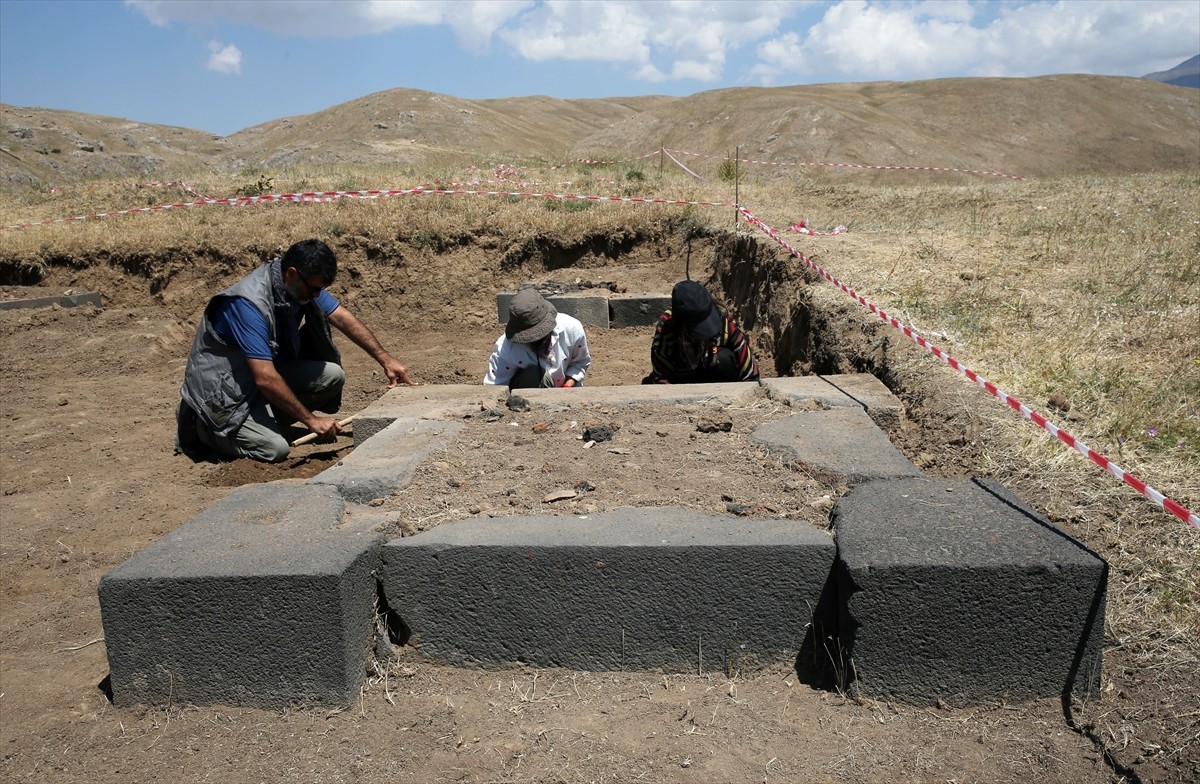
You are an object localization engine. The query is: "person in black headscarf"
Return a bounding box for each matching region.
[642,280,759,385]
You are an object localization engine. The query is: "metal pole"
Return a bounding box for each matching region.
[734,145,740,226]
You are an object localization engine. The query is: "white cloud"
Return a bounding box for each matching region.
[751,1,1200,85]
[126,0,530,43]
[499,0,804,82]
[206,41,242,74]
[126,0,808,84]
[500,1,653,63]
[125,1,1200,86]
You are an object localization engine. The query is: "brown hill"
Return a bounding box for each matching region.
[575,75,1200,178]
[2,75,1197,187]
[223,89,678,170]
[0,105,225,188]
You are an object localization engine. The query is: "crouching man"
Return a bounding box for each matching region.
[175,238,415,463]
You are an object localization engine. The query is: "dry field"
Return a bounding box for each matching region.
[0,158,1197,784]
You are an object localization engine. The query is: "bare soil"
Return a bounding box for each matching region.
[0,241,1189,783]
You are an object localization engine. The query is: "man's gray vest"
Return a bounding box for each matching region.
[180,261,341,436]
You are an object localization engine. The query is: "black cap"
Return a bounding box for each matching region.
[671,280,723,341]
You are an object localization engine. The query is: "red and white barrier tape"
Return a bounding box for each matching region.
[662,148,1025,181]
[662,148,702,180]
[549,151,662,169]
[737,204,1197,530]
[2,185,731,231]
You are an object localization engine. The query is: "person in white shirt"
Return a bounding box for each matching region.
[484,288,591,389]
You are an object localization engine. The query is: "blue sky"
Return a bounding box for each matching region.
[1,0,1197,137]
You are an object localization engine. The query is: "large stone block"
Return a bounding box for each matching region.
[546,292,610,329]
[496,291,516,325]
[762,374,903,430]
[833,477,1107,704]
[517,380,760,409]
[381,507,836,672]
[750,408,921,486]
[498,290,611,328]
[98,483,382,708]
[353,385,502,445]
[308,418,463,503]
[0,290,101,311]
[609,293,671,327]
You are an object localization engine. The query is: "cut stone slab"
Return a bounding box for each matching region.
[308,417,463,504]
[496,291,516,325]
[381,507,835,671]
[498,290,612,329]
[749,408,921,486]
[833,476,1107,704]
[98,483,381,709]
[609,292,671,327]
[0,291,101,311]
[762,374,904,429]
[546,292,610,329]
[353,384,501,445]
[516,381,760,409]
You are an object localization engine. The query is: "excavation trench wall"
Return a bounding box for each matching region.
[91,230,1106,710]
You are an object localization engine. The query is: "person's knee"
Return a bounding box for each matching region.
[245,433,291,463]
[326,363,346,391]
[312,363,345,397]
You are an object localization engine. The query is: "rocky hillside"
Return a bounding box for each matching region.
[2,74,1197,188]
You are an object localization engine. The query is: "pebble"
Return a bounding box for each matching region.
[696,418,732,433]
[583,424,615,442]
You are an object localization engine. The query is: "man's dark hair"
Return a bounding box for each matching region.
[282,239,337,284]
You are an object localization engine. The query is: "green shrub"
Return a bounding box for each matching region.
[717,158,737,183]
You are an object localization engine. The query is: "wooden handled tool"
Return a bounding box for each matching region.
[290,415,356,447]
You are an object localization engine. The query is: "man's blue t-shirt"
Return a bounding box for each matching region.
[211,290,339,361]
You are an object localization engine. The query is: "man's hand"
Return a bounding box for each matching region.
[328,308,417,387]
[382,356,417,387]
[305,415,342,441]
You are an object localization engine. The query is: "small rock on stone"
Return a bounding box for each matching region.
[810,495,834,512]
[696,418,732,433]
[726,503,752,516]
[506,395,531,412]
[583,424,615,442]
